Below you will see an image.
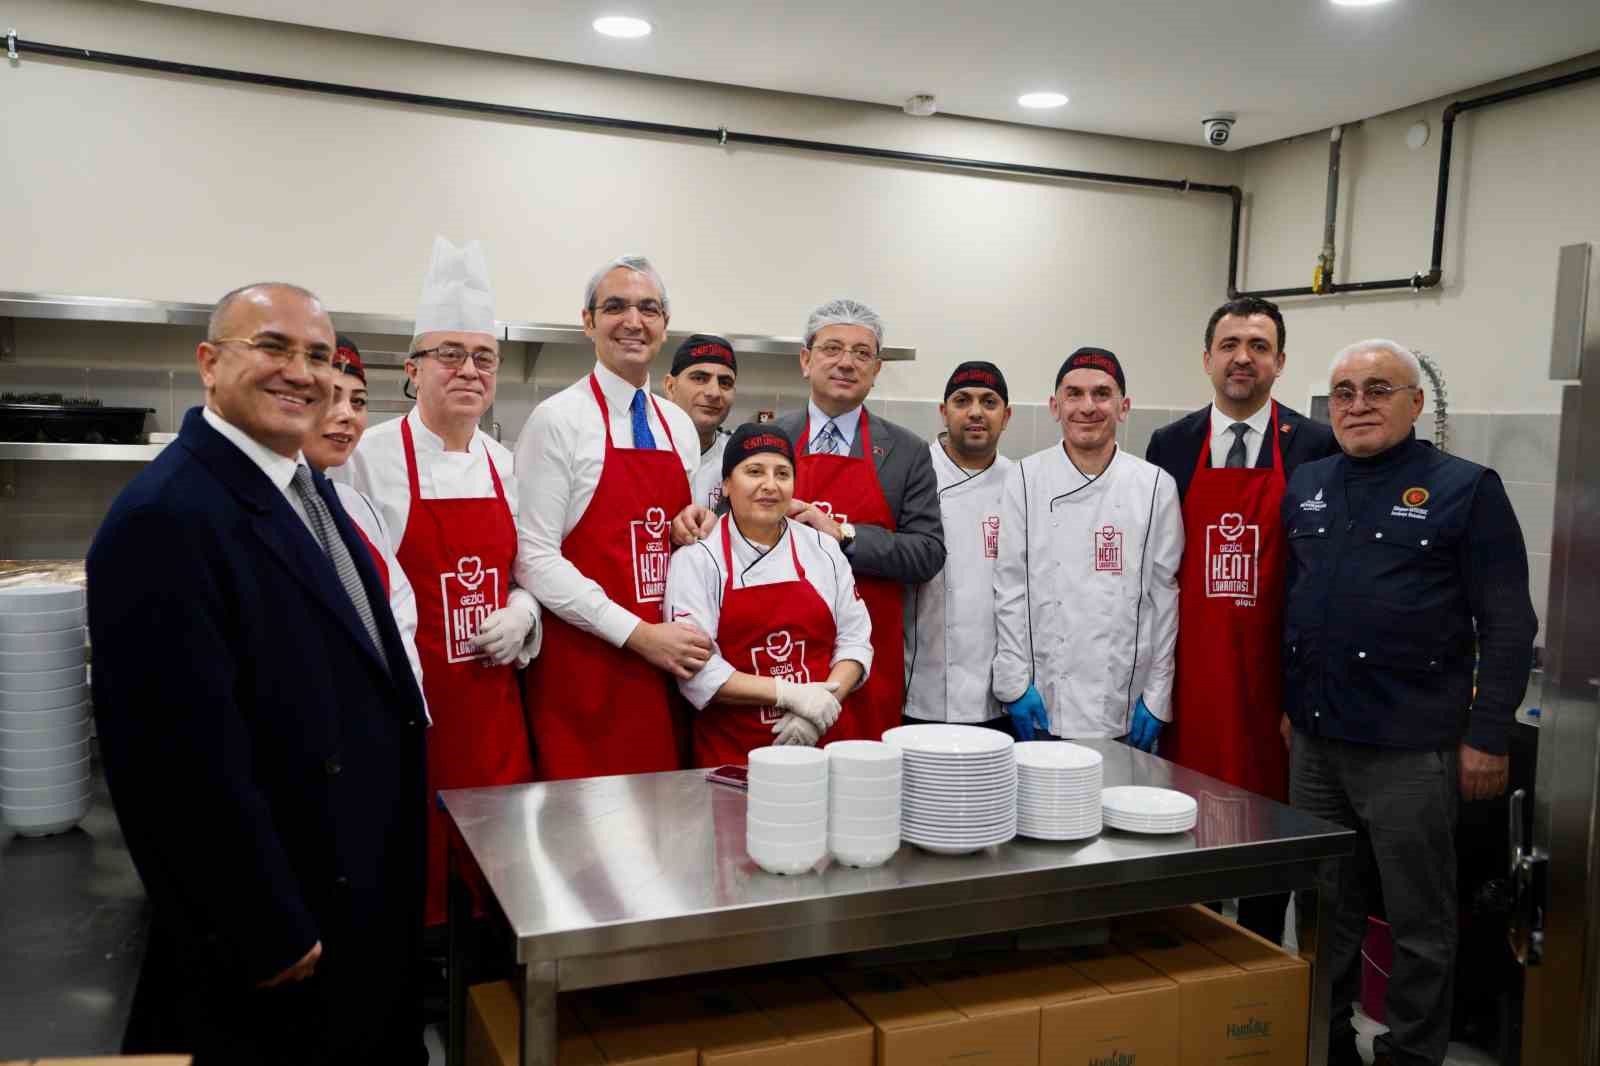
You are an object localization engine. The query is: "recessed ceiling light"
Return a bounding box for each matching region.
[1018,92,1069,109]
[1329,0,1392,6]
[593,15,652,38]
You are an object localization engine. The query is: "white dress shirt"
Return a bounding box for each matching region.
[663,515,874,710]
[201,406,314,535]
[1207,402,1273,469]
[334,406,540,665]
[513,362,700,648]
[806,400,864,454]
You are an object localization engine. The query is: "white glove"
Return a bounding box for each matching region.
[471,606,535,666]
[774,678,842,732]
[771,712,822,747]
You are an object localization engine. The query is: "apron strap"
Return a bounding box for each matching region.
[720,518,806,596]
[400,415,423,501]
[586,373,615,450]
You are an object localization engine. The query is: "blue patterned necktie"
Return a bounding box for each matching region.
[630,390,657,450]
[815,419,844,455]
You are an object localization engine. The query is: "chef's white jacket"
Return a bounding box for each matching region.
[513,363,699,647]
[331,480,429,719]
[689,429,731,511]
[662,515,874,710]
[903,440,1012,723]
[333,407,541,666]
[992,444,1183,738]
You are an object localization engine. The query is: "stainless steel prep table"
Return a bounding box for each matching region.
[442,740,1354,1066]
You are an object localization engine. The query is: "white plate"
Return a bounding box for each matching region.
[0,703,92,731]
[902,814,1018,834]
[902,781,1015,799]
[0,607,86,635]
[905,832,1015,855]
[1101,786,1198,818]
[0,647,87,673]
[0,585,85,613]
[1017,823,1101,841]
[0,629,85,654]
[1014,741,1103,770]
[882,723,1015,756]
[0,665,89,694]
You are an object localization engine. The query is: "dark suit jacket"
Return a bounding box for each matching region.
[88,406,428,1062]
[1144,401,1338,502]
[769,407,945,584]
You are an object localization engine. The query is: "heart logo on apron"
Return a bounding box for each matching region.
[765,630,794,661]
[1218,512,1247,541]
[644,506,668,538]
[456,555,487,590]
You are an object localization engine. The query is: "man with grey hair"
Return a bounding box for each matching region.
[515,254,705,778]
[1281,338,1537,1066]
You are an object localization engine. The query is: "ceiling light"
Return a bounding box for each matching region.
[593,15,652,38]
[1018,92,1068,109]
[1329,0,1392,6]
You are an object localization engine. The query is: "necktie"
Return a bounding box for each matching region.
[815,420,844,455]
[630,390,657,450]
[1225,423,1250,469]
[290,465,390,670]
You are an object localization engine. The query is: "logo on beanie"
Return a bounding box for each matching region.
[953,369,998,389]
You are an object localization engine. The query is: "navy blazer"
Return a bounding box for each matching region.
[88,407,427,1051]
[1144,401,1339,502]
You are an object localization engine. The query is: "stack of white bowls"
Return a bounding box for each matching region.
[746,746,828,875]
[1015,741,1103,840]
[0,584,93,837]
[1101,786,1198,834]
[825,740,901,868]
[882,724,1017,855]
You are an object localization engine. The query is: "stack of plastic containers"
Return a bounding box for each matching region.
[0,584,93,837]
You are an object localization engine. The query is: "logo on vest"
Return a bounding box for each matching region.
[629,506,671,604]
[1204,511,1260,603]
[1095,525,1123,574]
[751,629,810,724]
[440,554,502,663]
[983,514,1001,560]
[814,500,850,525]
[1299,487,1328,512]
[1392,486,1431,520]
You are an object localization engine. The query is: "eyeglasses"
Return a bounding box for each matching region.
[210,336,335,369]
[592,298,665,321]
[810,341,879,365]
[1328,383,1420,408]
[411,344,501,373]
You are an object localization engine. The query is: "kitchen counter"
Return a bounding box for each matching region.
[442,739,1355,1066]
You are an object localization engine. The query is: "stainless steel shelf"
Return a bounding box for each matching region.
[0,441,169,462]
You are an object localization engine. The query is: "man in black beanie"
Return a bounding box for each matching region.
[662,334,738,510]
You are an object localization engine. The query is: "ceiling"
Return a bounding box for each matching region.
[158,0,1600,149]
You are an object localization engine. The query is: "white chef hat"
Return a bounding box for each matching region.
[412,235,495,340]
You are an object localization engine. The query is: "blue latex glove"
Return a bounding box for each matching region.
[1005,685,1050,741]
[1127,697,1164,752]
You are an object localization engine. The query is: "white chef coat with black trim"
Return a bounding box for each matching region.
[992,444,1183,738]
[662,515,874,710]
[903,440,1012,723]
[689,429,731,511]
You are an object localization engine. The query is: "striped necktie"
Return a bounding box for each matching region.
[290,465,390,670]
[815,419,844,455]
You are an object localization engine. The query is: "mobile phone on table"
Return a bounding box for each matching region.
[705,764,749,790]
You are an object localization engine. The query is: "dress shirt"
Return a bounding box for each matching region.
[1207,401,1273,469]
[201,406,315,535]
[513,362,700,647]
[662,515,874,710]
[806,400,864,455]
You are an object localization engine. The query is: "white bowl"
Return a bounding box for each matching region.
[0,684,89,712]
[829,833,900,868]
[0,647,87,673]
[747,814,827,843]
[0,738,92,770]
[826,740,902,778]
[829,811,901,836]
[0,776,91,808]
[0,703,92,731]
[0,607,86,635]
[829,775,901,800]
[747,746,829,784]
[748,777,829,804]
[0,718,91,750]
[0,665,89,693]
[1,793,92,836]
[830,793,901,817]
[746,795,828,825]
[0,584,85,613]
[0,756,91,787]
[0,629,86,654]
[747,835,826,876]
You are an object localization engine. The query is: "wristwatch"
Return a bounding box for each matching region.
[838,522,856,549]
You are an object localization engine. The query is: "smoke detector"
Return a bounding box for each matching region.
[903,94,938,117]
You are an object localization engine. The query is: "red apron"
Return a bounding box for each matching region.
[351,524,390,595]
[1164,402,1290,801]
[524,374,690,780]
[795,411,904,743]
[693,518,839,767]
[397,417,535,926]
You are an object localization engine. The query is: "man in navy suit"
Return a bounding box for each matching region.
[88,283,428,1065]
[1145,296,1338,943]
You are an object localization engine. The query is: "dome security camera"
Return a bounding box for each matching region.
[1202,113,1236,148]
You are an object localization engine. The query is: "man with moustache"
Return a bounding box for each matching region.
[515,255,706,778]
[903,361,1015,730]
[1145,296,1336,941]
[89,283,427,1064]
[1283,340,1534,1066]
[993,348,1182,745]
[662,333,739,510]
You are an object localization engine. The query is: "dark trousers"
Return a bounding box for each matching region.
[1290,732,1459,1066]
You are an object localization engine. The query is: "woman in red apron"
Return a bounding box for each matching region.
[1164,401,1290,801]
[794,410,905,743]
[663,423,872,765]
[524,374,690,780]
[396,416,535,926]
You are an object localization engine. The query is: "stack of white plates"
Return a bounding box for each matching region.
[1015,741,1103,841]
[0,584,93,837]
[746,746,827,875]
[882,724,1016,855]
[1101,786,1198,834]
[826,740,901,868]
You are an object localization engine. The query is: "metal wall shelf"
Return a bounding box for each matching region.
[0,441,169,462]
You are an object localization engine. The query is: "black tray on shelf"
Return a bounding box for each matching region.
[0,402,155,444]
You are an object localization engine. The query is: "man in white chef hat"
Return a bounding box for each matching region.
[336,236,539,932]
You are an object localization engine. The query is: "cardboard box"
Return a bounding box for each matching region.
[1042,945,1181,1066]
[829,961,1040,1066]
[703,974,874,1066]
[466,980,603,1066]
[1113,912,1309,1066]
